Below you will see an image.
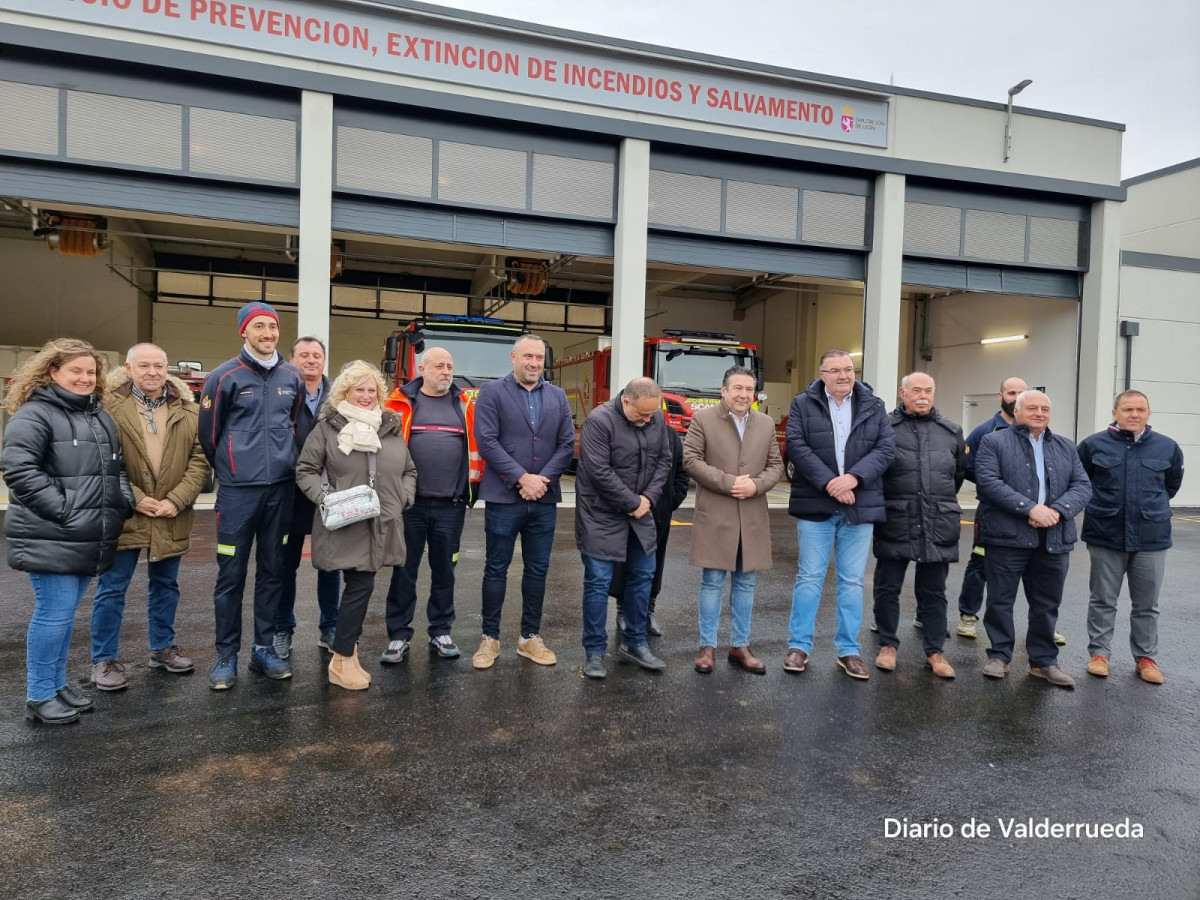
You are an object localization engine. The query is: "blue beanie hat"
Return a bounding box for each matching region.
[237,301,279,334]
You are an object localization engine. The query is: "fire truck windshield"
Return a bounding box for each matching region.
[421,333,516,386]
[653,346,755,395]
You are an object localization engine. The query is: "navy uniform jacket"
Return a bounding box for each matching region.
[198,348,303,487]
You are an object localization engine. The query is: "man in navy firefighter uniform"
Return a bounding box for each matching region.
[198,301,304,690]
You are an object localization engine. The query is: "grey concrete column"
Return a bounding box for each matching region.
[863,172,905,406]
[611,139,650,392]
[297,90,333,359]
[1077,199,1122,436]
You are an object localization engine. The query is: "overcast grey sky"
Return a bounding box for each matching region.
[435,0,1199,179]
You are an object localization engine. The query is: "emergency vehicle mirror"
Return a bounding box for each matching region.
[384,335,399,362]
[411,330,426,354]
[544,344,555,381]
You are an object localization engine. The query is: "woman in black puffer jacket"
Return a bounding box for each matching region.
[3,338,133,725]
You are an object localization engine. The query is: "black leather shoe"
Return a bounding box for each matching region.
[56,685,94,712]
[646,613,663,637]
[25,696,81,725]
[583,654,607,679]
[617,643,666,671]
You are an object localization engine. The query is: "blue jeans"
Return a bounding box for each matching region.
[27,572,92,702]
[787,512,874,656]
[91,549,183,662]
[698,561,757,648]
[581,530,655,654]
[481,501,557,639]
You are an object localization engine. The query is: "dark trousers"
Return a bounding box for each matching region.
[277,528,341,634]
[982,535,1069,667]
[609,517,673,612]
[213,482,291,657]
[332,569,376,656]
[957,523,987,617]
[385,497,466,641]
[481,501,557,639]
[873,558,950,656]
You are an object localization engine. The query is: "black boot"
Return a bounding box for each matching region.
[25,696,81,725]
[647,597,663,637]
[56,685,95,712]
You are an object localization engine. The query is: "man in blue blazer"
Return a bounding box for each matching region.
[471,334,575,669]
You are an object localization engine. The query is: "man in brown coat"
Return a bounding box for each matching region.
[90,343,210,691]
[683,365,784,674]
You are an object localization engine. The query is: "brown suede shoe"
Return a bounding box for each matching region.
[875,646,897,671]
[1136,657,1164,684]
[925,652,955,679]
[1086,655,1109,677]
[727,646,766,674]
[837,655,870,680]
[695,646,716,674]
[783,648,808,673]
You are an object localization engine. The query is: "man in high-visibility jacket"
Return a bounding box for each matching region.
[380,346,483,663]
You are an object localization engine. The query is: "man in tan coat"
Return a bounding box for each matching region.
[90,344,210,691]
[683,365,784,674]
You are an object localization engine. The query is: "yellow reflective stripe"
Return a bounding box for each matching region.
[972,545,986,557]
[282,535,289,546]
[216,543,236,557]
[451,552,460,563]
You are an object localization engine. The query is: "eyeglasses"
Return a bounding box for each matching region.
[139,408,157,434]
[821,367,855,376]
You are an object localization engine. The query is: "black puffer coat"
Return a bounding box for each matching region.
[786,379,895,524]
[872,406,966,563]
[3,385,134,574]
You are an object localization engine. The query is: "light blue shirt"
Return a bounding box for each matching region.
[826,390,853,475]
[1027,430,1047,504]
[304,382,324,417]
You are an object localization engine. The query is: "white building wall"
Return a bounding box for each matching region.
[1118,162,1200,506]
[1120,166,1200,256]
[891,96,1122,186]
[922,293,1079,438]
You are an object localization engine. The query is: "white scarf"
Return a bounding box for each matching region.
[335,401,383,455]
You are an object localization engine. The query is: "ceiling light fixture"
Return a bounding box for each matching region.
[980,334,1028,345]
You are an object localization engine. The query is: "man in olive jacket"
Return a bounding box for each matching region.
[90,344,210,691]
[576,378,672,679]
[871,373,964,679]
[684,365,783,675]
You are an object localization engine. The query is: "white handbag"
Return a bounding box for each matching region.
[319,452,380,531]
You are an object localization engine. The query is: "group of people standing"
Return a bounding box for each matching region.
[2,320,1183,724]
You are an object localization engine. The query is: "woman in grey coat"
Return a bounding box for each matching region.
[296,361,416,690]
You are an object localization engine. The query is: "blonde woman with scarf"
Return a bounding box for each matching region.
[296,361,416,689]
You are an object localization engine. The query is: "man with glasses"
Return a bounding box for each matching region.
[90,343,210,691]
[783,350,895,680]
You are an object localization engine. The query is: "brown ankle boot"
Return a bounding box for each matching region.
[329,652,370,690]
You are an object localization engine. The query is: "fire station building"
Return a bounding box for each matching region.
[0,1,1195,502]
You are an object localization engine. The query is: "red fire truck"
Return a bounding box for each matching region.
[553,329,762,452]
[381,315,537,403]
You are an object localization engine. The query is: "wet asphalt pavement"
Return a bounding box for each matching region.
[1,506,1198,900]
